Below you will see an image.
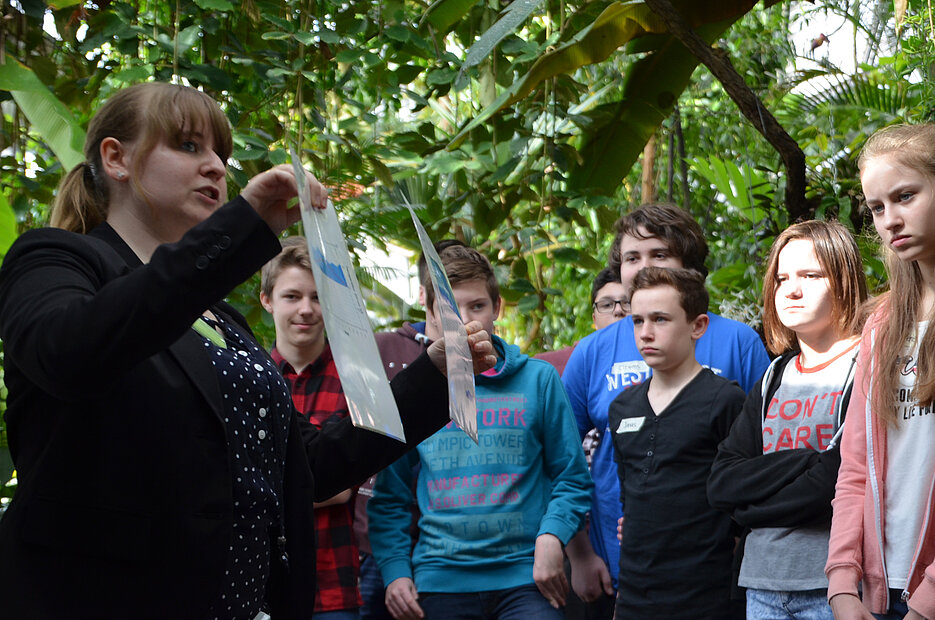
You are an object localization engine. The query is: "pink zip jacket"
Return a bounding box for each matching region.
[825,312,935,616]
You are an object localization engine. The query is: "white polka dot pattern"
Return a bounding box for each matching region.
[198,315,292,619]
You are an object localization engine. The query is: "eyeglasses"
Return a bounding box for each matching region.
[593,298,628,314]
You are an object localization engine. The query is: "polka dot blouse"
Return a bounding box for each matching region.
[198,315,293,620]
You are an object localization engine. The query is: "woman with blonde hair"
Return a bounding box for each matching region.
[0,82,494,619]
[826,123,935,620]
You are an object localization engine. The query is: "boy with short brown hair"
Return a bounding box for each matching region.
[368,243,592,620]
[609,267,744,619]
[260,236,362,617]
[563,204,770,615]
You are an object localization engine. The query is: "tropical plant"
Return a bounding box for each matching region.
[2,0,792,351]
[1,0,927,357]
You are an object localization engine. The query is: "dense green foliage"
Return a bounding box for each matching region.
[1,0,786,347]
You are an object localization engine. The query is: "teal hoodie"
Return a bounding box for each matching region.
[368,335,592,593]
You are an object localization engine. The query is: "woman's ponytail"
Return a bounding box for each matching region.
[50,161,107,233]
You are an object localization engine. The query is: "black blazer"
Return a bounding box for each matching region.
[0,198,450,619]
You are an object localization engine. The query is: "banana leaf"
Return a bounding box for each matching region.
[0,60,85,171]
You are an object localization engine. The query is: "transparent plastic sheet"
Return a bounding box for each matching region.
[406,204,479,443]
[291,151,405,441]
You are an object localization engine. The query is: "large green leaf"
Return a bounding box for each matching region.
[779,72,919,120]
[448,2,663,147]
[692,156,771,220]
[502,2,665,106]
[423,0,480,33]
[460,0,544,74]
[510,0,761,108]
[0,61,85,171]
[193,0,235,9]
[504,82,618,185]
[0,192,16,260]
[567,20,738,194]
[449,0,760,148]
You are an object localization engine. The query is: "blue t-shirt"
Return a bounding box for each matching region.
[562,312,770,588]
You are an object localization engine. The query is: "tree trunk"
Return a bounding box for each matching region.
[642,134,657,204]
[674,106,691,211]
[666,126,675,203]
[644,0,808,221]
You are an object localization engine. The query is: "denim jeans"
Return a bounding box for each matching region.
[872,589,910,620]
[418,584,564,620]
[312,611,360,620]
[358,553,391,620]
[746,588,834,620]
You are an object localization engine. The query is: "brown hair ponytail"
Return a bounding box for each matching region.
[50,162,108,233]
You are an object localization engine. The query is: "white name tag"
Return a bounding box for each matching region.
[616,417,646,434]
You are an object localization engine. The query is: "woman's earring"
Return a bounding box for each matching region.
[117,172,126,179]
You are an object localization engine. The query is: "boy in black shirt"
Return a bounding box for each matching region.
[609,267,745,619]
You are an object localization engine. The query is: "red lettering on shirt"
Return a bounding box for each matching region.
[780,400,801,420]
[482,409,495,425]
[776,428,794,450]
[828,391,843,415]
[794,426,813,449]
[762,381,846,453]
[802,395,818,418]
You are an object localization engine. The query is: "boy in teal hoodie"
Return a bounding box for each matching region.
[368,244,592,620]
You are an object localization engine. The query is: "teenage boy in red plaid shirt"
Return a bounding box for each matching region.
[261,236,362,619]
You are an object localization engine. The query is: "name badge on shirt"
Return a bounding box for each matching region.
[616,417,646,434]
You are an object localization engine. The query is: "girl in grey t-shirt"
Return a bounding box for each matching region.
[708,220,867,619]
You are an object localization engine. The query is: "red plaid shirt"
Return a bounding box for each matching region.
[274,345,362,613]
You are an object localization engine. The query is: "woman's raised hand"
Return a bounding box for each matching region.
[426,320,497,376]
[241,164,328,235]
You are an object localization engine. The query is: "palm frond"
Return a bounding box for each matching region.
[780,72,922,121]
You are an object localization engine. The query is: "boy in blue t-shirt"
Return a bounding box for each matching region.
[609,267,744,619]
[563,203,770,615]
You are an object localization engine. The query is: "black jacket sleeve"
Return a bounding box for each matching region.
[730,448,839,528]
[299,352,450,501]
[707,364,840,529]
[0,197,279,398]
